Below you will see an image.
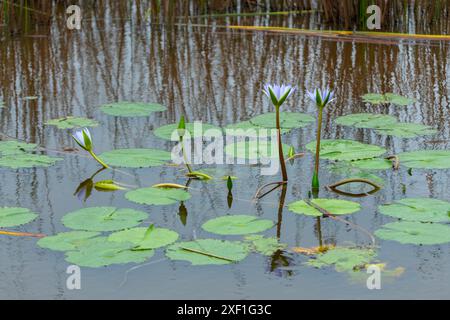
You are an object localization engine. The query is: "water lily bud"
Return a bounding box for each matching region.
[72,128,93,152]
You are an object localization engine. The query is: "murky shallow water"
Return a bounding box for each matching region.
[1,11,450,299]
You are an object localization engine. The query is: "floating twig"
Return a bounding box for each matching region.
[180,247,235,262]
[0,230,45,238]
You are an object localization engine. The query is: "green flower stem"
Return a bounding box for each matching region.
[312,107,324,190]
[180,136,193,174]
[276,105,288,182]
[89,150,109,169]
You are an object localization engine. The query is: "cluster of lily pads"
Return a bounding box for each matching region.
[1,89,450,275]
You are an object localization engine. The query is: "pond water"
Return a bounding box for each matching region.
[1,10,450,299]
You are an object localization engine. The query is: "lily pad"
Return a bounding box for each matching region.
[306,247,376,272]
[0,207,38,228]
[0,140,62,169]
[62,207,148,232]
[100,102,166,117]
[375,221,450,245]
[166,239,250,265]
[100,148,171,168]
[249,112,315,130]
[202,215,274,235]
[335,113,398,128]
[154,123,222,141]
[398,150,450,169]
[225,121,291,136]
[374,123,437,138]
[45,117,99,129]
[125,187,191,206]
[379,198,450,223]
[245,235,287,256]
[37,231,100,252]
[108,226,179,250]
[288,199,361,217]
[362,93,416,106]
[225,140,290,160]
[306,139,386,161]
[0,140,38,155]
[65,238,154,268]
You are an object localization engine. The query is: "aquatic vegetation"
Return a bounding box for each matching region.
[249,112,314,130]
[125,187,191,206]
[154,122,221,141]
[72,128,109,169]
[166,239,250,266]
[362,93,416,106]
[244,236,287,256]
[45,117,99,129]
[37,231,101,252]
[308,88,335,190]
[202,215,274,236]
[306,247,377,272]
[99,148,171,168]
[398,150,450,169]
[225,140,290,160]
[100,102,166,117]
[93,180,127,191]
[306,139,386,161]
[0,207,38,228]
[375,222,450,245]
[378,198,450,223]
[0,140,62,169]
[335,113,398,128]
[288,199,361,217]
[108,226,179,250]
[62,207,148,232]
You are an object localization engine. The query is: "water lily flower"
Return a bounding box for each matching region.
[307,88,335,109]
[263,84,296,108]
[72,128,109,169]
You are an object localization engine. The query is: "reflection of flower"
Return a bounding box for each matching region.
[307,88,335,109]
[72,128,109,169]
[263,84,296,107]
[74,178,94,202]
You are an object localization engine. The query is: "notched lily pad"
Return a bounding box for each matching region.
[375,221,450,245]
[0,207,38,228]
[108,226,179,250]
[100,102,166,117]
[288,199,361,217]
[166,239,250,265]
[202,215,274,235]
[45,117,99,129]
[37,231,100,252]
[306,140,386,161]
[125,187,191,206]
[62,207,148,232]
[100,148,171,168]
[398,150,450,169]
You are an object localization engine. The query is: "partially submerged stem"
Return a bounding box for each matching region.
[89,150,109,169]
[180,136,193,174]
[253,181,287,200]
[312,107,324,190]
[275,105,288,183]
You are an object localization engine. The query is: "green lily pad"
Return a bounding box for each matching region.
[362,93,416,106]
[288,199,361,217]
[100,102,166,117]
[225,140,290,160]
[379,198,450,223]
[347,158,393,170]
[328,164,385,186]
[398,150,450,169]
[374,123,437,138]
[100,148,171,168]
[202,215,274,235]
[225,121,291,136]
[0,140,62,169]
[0,140,38,155]
[0,207,38,228]
[249,112,315,130]
[65,238,154,268]
[45,117,100,129]
[62,207,148,232]
[306,139,386,161]
[108,226,179,250]
[37,231,100,252]
[375,221,450,245]
[154,123,222,141]
[166,239,250,265]
[244,235,287,256]
[306,247,376,272]
[125,187,191,206]
[335,113,398,128]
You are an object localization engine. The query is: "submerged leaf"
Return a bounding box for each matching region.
[202,215,274,235]
[125,187,191,206]
[100,102,166,117]
[375,221,450,245]
[379,198,450,223]
[288,199,361,217]
[99,148,171,168]
[0,207,38,228]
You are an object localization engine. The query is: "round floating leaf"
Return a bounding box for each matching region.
[65,238,154,268]
[0,207,38,228]
[249,112,315,129]
[348,158,393,170]
[306,139,386,161]
[0,153,62,169]
[108,226,179,250]
[100,148,171,168]
[62,207,148,232]
[45,117,99,129]
[375,221,450,245]
[245,235,287,256]
[288,199,361,217]
[225,140,290,160]
[0,140,37,155]
[166,239,249,265]
[306,248,376,272]
[125,187,191,206]
[202,215,274,235]
[100,102,166,117]
[374,123,437,138]
[37,231,100,252]
[398,150,450,169]
[379,198,450,223]
[154,123,222,141]
[362,93,416,106]
[225,121,291,136]
[335,113,397,129]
